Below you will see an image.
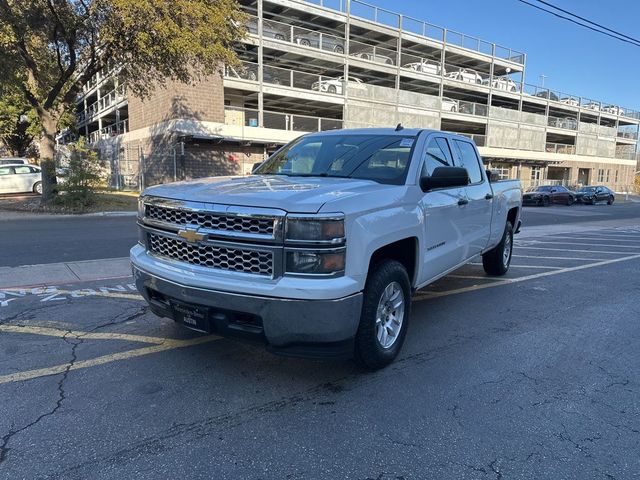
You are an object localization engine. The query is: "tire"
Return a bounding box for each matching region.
[384,58,394,65]
[247,71,257,81]
[482,221,514,276]
[327,85,337,94]
[274,34,285,41]
[33,181,42,195]
[566,195,574,206]
[607,195,614,205]
[299,38,311,46]
[334,45,344,54]
[542,196,550,207]
[354,260,411,370]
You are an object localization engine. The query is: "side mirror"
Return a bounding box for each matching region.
[420,166,470,192]
[251,162,263,173]
[485,169,493,182]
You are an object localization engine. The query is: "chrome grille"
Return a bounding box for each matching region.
[148,234,273,276]
[145,205,275,236]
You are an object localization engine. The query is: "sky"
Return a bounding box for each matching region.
[363,0,640,109]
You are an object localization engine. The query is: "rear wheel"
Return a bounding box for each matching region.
[607,195,614,205]
[299,38,311,46]
[482,221,513,276]
[566,195,574,206]
[33,181,42,195]
[327,85,337,94]
[334,45,344,54]
[354,260,411,370]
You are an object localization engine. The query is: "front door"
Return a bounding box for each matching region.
[578,168,590,186]
[417,136,468,284]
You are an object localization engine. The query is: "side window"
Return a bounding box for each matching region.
[14,166,32,174]
[0,167,14,176]
[452,140,483,184]
[422,137,453,176]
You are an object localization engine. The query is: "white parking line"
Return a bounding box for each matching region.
[469,262,563,270]
[512,254,608,261]
[517,240,640,250]
[515,246,636,255]
[417,253,640,299]
[446,274,501,280]
[545,235,640,244]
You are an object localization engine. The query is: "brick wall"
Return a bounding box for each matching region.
[128,73,225,131]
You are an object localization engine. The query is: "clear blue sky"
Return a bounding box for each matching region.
[366,0,640,109]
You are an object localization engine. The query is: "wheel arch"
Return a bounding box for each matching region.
[367,237,419,287]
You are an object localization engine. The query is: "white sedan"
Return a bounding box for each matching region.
[0,164,42,194]
[403,60,445,76]
[446,68,483,84]
[311,76,363,95]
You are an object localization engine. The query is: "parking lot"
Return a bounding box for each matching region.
[1,219,639,479]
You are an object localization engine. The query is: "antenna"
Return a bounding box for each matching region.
[395,123,403,131]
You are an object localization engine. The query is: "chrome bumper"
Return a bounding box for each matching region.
[133,265,363,357]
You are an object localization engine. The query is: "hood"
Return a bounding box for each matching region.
[143,175,387,213]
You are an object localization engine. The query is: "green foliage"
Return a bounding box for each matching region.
[53,139,107,210]
[0,85,40,156]
[0,0,246,200]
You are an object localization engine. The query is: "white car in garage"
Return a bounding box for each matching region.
[446,68,483,84]
[602,105,625,116]
[441,97,459,112]
[484,76,519,93]
[0,164,42,194]
[311,76,363,95]
[403,60,445,76]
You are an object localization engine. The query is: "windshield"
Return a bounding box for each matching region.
[254,134,416,185]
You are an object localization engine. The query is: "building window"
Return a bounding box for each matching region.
[597,169,605,182]
[530,166,542,182]
[492,163,512,180]
[614,170,619,184]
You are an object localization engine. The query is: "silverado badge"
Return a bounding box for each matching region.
[177,228,206,243]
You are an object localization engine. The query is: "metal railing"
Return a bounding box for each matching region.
[617,129,639,140]
[224,106,342,132]
[88,119,129,143]
[546,143,576,154]
[77,84,127,124]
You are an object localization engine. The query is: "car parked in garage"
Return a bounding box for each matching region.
[523,185,575,206]
[311,76,363,95]
[403,60,445,76]
[441,97,459,112]
[602,105,625,116]
[294,34,344,53]
[575,186,615,205]
[483,76,519,92]
[446,68,483,84]
[350,49,395,65]
[0,164,42,194]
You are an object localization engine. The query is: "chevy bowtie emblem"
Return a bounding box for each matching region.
[177,228,206,243]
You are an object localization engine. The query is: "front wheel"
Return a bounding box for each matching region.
[566,196,574,206]
[482,221,513,276]
[299,38,311,46]
[607,195,614,205]
[354,260,411,370]
[33,181,42,195]
[327,85,337,94]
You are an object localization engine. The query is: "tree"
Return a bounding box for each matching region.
[0,86,40,157]
[0,0,245,201]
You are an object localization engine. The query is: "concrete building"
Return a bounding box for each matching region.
[68,0,640,190]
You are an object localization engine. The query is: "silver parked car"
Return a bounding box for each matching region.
[0,164,42,194]
[294,34,344,53]
[351,49,395,65]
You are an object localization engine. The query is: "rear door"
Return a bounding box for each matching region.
[450,139,493,258]
[13,165,37,193]
[417,136,468,283]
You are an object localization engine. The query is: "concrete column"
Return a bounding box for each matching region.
[257,0,264,127]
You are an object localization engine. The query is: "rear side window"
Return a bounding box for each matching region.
[422,137,453,176]
[0,167,14,175]
[14,166,32,174]
[452,140,483,184]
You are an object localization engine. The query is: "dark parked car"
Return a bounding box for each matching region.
[523,185,575,206]
[534,90,559,101]
[575,186,615,205]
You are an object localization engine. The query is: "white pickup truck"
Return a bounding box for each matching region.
[131,128,522,369]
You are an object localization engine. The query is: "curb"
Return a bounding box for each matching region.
[0,257,132,289]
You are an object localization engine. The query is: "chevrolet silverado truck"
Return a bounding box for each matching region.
[131,128,522,369]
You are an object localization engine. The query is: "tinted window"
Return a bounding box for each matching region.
[256,134,415,185]
[422,137,452,176]
[452,140,483,183]
[554,186,567,192]
[537,186,552,192]
[0,167,14,175]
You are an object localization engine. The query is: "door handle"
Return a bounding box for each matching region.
[485,193,494,200]
[457,198,469,206]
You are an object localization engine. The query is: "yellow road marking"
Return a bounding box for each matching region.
[0,325,168,345]
[0,335,220,385]
[512,254,608,261]
[417,253,640,299]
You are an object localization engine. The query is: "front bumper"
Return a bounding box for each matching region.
[132,265,363,358]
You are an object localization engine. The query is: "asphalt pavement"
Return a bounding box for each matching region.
[1,224,639,479]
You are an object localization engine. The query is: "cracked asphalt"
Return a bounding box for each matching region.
[1,221,640,479]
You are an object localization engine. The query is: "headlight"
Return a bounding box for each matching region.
[285,215,345,244]
[285,249,345,275]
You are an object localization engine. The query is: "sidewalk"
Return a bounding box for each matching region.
[0,257,131,289]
